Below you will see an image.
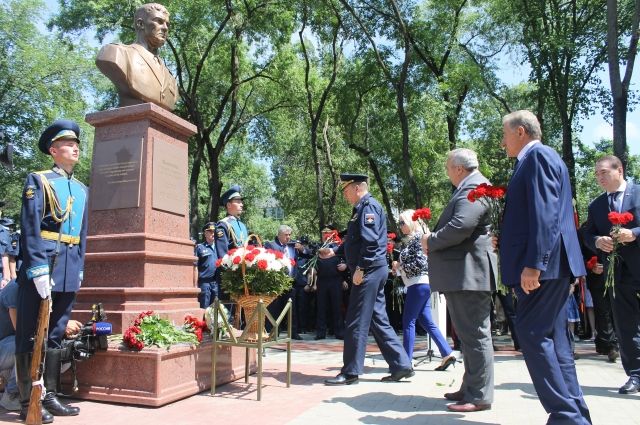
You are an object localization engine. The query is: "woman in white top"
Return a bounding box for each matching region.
[393,209,455,371]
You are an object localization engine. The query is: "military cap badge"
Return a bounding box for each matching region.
[25,186,35,200]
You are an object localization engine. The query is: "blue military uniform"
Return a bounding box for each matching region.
[195,222,218,308]
[14,120,86,421]
[0,223,10,281]
[327,174,412,384]
[214,185,248,257]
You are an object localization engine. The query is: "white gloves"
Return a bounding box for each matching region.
[33,275,54,299]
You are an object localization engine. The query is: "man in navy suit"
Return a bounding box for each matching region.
[499,110,590,424]
[583,155,640,394]
[265,225,308,340]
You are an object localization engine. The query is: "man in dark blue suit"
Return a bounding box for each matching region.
[264,224,309,340]
[195,222,218,308]
[499,110,591,424]
[320,173,413,385]
[583,155,640,394]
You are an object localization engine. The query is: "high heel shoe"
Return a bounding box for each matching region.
[435,355,456,371]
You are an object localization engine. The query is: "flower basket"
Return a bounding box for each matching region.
[232,294,277,339]
[217,235,293,340]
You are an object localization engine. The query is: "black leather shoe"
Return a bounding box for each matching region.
[324,373,358,386]
[381,368,415,382]
[19,406,54,424]
[619,377,640,394]
[607,349,619,363]
[43,393,80,416]
[291,334,303,340]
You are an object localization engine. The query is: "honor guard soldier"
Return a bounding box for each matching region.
[215,184,248,256]
[320,173,413,385]
[195,222,219,308]
[15,120,87,423]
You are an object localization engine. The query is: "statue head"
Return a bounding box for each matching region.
[134,3,170,52]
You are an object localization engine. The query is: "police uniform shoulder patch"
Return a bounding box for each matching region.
[365,213,375,225]
[25,185,36,200]
[216,229,225,238]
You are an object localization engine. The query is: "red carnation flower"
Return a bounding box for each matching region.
[386,242,394,253]
[586,256,598,271]
[245,253,255,262]
[257,259,268,270]
[387,232,396,240]
[252,248,260,255]
[215,258,222,267]
[290,259,296,266]
[412,207,432,222]
[274,251,284,260]
[232,256,242,264]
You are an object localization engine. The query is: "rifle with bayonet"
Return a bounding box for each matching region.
[26,297,51,425]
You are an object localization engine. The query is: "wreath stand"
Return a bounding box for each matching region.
[210,296,292,401]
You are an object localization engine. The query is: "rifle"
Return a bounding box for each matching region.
[26,297,51,425]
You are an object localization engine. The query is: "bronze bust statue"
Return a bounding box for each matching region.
[96,3,178,111]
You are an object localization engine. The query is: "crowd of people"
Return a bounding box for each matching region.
[1,109,639,425]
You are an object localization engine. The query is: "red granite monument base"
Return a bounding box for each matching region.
[66,104,248,406]
[62,340,257,407]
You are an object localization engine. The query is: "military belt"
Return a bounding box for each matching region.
[41,230,80,245]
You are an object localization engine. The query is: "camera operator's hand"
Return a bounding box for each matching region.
[318,248,335,259]
[65,319,83,338]
[33,274,54,299]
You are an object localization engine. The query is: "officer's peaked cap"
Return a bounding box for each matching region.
[340,173,368,190]
[38,120,81,155]
[202,222,216,232]
[220,185,243,206]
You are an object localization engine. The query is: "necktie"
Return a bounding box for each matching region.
[513,158,520,170]
[608,191,620,212]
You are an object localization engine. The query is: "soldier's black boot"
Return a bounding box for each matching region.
[15,352,54,423]
[42,349,79,416]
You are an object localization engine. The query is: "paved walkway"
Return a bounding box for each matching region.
[0,336,637,425]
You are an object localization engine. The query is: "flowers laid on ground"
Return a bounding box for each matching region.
[184,314,210,342]
[412,207,432,234]
[122,310,204,351]
[467,183,507,237]
[604,211,634,294]
[217,246,293,297]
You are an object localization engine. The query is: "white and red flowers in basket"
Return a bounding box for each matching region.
[216,246,295,272]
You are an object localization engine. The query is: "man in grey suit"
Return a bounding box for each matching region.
[422,148,496,412]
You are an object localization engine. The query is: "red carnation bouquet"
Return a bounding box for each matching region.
[468,183,508,294]
[605,211,634,294]
[123,310,201,351]
[184,314,210,342]
[467,183,507,238]
[412,207,432,234]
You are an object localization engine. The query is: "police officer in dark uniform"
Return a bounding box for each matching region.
[315,225,347,340]
[15,120,87,423]
[320,173,413,385]
[195,222,218,308]
[215,184,248,256]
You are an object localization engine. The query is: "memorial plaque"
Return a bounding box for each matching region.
[152,138,187,215]
[91,137,143,210]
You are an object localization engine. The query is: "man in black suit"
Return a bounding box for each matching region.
[583,155,640,394]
